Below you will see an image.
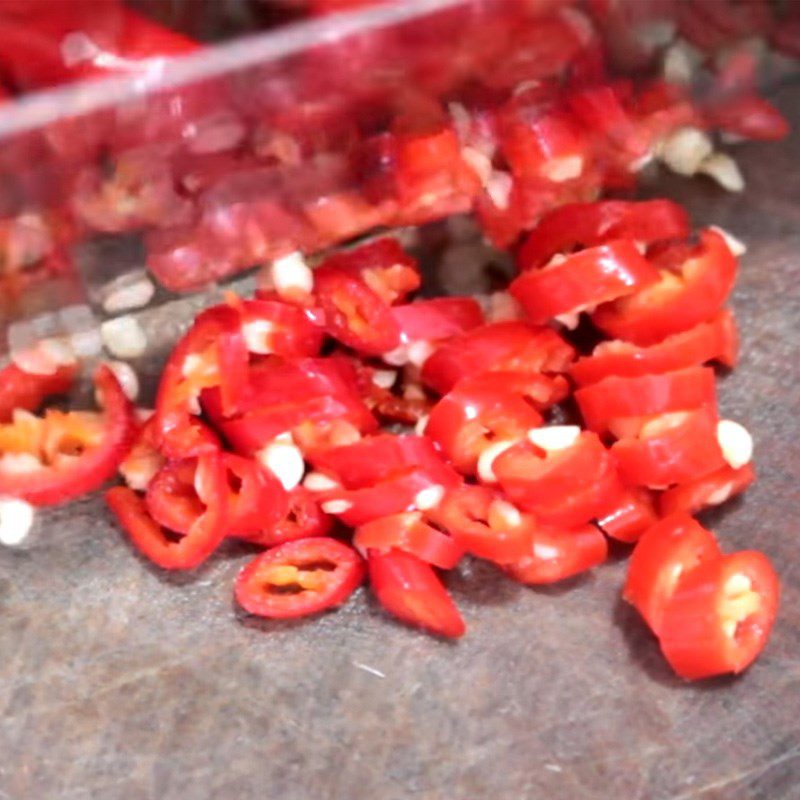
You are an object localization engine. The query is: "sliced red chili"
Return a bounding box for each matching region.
[106,451,228,570]
[494,432,624,527]
[309,434,457,490]
[504,523,608,585]
[624,513,721,635]
[205,357,377,456]
[354,512,464,570]
[592,229,737,345]
[596,487,658,544]
[236,297,324,358]
[575,366,718,437]
[421,321,575,396]
[155,304,246,457]
[391,297,484,343]
[367,548,465,638]
[244,486,334,547]
[235,537,365,619]
[426,485,534,564]
[659,462,756,517]
[659,550,779,680]
[611,408,726,489]
[0,365,135,506]
[570,310,738,386]
[318,464,461,528]
[425,374,548,474]
[517,199,690,270]
[317,238,420,306]
[510,240,659,325]
[0,362,76,423]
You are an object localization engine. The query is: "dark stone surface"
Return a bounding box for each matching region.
[2,86,800,800]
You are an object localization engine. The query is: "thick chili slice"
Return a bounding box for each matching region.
[206,357,377,456]
[624,513,721,635]
[494,431,624,527]
[354,512,464,570]
[0,362,76,423]
[509,240,659,326]
[309,434,457,490]
[236,297,323,358]
[659,551,779,680]
[569,310,738,386]
[596,487,658,544]
[155,304,247,457]
[313,265,401,355]
[318,237,420,306]
[106,451,228,570]
[0,365,135,506]
[367,549,465,638]
[146,453,288,539]
[235,537,365,619]
[659,462,756,517]
[517,199,690,270]
[318,462,461,528]
[592,229,737,345]
[504,523,608,585]
[421,321,575,396]
[391,297,484,343]
[426,485,534,564]
[611,408,726,489]
[425,375,549,474]
[244,486,333,547]
[575,366,717,437]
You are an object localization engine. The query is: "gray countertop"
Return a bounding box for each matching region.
[1,84,799,800]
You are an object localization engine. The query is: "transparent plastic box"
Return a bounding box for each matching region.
[0,0,794,356]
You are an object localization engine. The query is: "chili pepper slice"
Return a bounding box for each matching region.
[106,451,228,570]
[575,366,717,437]
[611,408,726,489]
[354,512,464,570]
[367,548,466,638]
[244,486,333,547]
[421,321,575,396]
[425,374,552,474]
[204,357,377,456]
[517,199,690,270]
[0,362,76,423]
[318,462,461,528]
[0,365,135,506]
[118,416,164,492]
[236,297,324,358]
[623,513,721,635]
[155,304,247,457]
[145,453,288,539]
[494,431,624,527]
[235,537,365,619]
[659,462,756,517]
[391,297,484,343]
[426,485,534,564]
[510,240,659,326]
[659,550,779,680]
[317,238,420,306]
[569,310,738,386]
[596,487,658,544]
[145,459,204,535]
[592,229,737,346]
[309,434,457,490]
[504,523,608,585]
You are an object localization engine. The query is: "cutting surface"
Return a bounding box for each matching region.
[1,85,799,800]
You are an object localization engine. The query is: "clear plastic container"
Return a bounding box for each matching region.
[0,0,793,355]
